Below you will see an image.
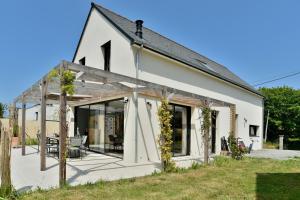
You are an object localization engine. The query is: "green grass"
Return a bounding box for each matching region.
[18,157,300,200]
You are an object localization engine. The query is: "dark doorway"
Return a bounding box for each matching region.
[211,111,217,154]
[168,104,191,157]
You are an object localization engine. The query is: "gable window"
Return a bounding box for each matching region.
[79,57,86,65]
[249,125,259,137]
[35,112,39,121]
[101,41,111,71]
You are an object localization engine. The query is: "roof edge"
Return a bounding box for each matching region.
[134,42,263,97]
[92,3,135,43]
[72,5,93,62]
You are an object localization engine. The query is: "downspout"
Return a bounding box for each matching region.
[134,43,143,163]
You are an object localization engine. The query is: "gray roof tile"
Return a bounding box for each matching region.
[93,3,261,96]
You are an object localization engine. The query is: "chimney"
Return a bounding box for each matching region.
[135,20,144,39]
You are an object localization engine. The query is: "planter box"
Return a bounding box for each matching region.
[11,137,19,148]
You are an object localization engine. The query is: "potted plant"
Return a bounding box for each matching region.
[11,123,19,148]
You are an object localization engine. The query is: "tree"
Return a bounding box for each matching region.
[0,103,7,118]
[259,86,300,141]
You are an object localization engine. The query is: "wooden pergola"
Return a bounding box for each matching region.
[12,60,236,183]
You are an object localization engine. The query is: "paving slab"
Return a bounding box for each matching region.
[10,146,160,192]
[248,149,300,160]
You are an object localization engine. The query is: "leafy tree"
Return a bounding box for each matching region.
[0,103,7,118]
[259,86,300,141]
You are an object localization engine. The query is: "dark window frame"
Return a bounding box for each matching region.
[101,41,111,71]
[168,103,191,157]
[249,125,259,137]
[79,57,86,65]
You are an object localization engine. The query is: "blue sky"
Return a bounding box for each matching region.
[0,0,299,104]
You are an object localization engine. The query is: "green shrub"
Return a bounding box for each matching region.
[228,135,244,160]
[25,138,38,145]
[12,124,19,137]
[286,138,300,150]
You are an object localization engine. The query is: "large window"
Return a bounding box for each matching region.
[101,41,111,71]
[75,99,124,157]
[168,104,191,157]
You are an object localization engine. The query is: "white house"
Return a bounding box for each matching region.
[16,3,263,166]
[18,104,59,122]
[70,3,264,163]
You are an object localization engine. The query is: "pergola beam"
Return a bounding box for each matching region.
[15,60,233,109]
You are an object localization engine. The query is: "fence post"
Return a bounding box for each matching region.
[279,135,284,150]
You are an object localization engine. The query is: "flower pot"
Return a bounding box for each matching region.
[11,137,19,148]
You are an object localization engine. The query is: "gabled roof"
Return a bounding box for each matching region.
[74,2,262,97]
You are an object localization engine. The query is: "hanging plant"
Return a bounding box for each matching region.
[48,69,75,95]
[158,97,175,172]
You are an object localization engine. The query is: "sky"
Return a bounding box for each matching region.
[0,0,300,104]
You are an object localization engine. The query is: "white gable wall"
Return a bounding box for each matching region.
[73,8,136,77]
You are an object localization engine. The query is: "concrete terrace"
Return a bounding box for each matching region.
[11,146,161,192]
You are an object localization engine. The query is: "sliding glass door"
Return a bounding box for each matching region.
[169,104,191,157]
[89,104,105,153]
[104,100,124,154]
[75,99,124,157]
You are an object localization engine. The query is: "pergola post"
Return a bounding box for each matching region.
[40,79,47,171]
[59,62,67,187]
[230,105,236,137]
[21,101,26,156]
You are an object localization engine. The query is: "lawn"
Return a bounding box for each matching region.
[19,157,300,200]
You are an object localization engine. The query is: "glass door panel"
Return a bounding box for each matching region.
[105,100,124,155]
[89,104,105,153]
[173,105,187,156]
[76,105,89,137]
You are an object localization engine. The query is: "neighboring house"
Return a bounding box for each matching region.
[16,3,263,166]
[18,104,60,122]
[16,104,74,138]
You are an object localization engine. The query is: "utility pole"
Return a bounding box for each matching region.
[264,110,269,142]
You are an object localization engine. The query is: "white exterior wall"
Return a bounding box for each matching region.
[138,50,263,150]
[18,104,59,122]
[73,8,136,77]
[72,8,264,164]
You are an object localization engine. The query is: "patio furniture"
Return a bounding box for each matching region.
[68,136,88,159]
[109,135,123,151]
[36,133,40,152]
[46,136,59,158]
[79,135,88,157]
[221,136,229,151]
[68,137,81,158]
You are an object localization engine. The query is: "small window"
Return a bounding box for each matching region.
[101,41,111,71]
[79,57,85,65]
[35,112,39,121]
[249,125,259,137]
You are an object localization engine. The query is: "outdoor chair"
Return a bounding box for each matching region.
[79,135,88,157]
[68,137,82,158]
[109,135,123,151]
[36,133,40,152]
[46,137,59,157]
